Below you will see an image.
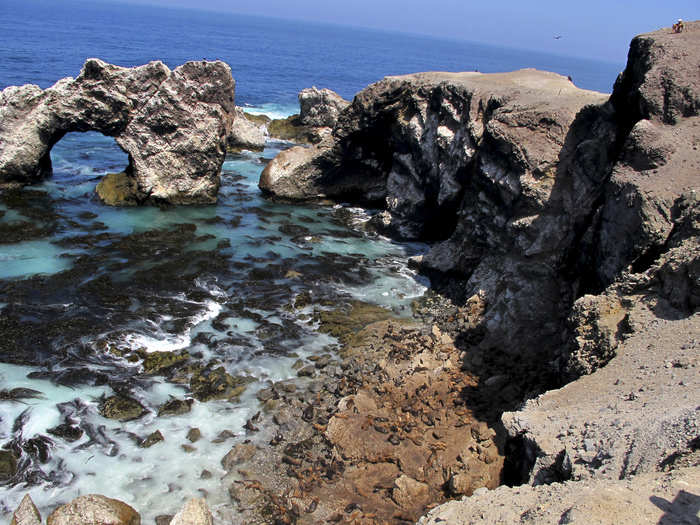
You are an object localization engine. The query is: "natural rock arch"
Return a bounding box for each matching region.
[0,58,236,204]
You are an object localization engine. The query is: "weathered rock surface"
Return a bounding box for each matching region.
[419,466,700,525]
[46,494,140,525]
[169,498,213,525]
[228,107,267,152]
[10,494,41,525]
[505,303,699,486]
[298,87,349,127]
[0,58,235,204]
[580,20,700,290]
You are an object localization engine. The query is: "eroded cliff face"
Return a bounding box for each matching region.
[0,59,236,205]
[260,68,618,357]
[260,24,699,376]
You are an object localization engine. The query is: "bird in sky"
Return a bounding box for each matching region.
[553,35,562,40]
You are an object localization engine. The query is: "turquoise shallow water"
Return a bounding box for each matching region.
[0,132,428,520]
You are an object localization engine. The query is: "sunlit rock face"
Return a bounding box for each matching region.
[0,58,236,205]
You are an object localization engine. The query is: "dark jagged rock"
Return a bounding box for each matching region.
[0,58,236,205]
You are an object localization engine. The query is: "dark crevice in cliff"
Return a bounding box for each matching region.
[501,434,537,486]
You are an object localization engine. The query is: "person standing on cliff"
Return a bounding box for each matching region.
[673,19,684,33]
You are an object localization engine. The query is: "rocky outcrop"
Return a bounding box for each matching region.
[579,23,699,291]
[228,107,266,152]
[261,68,616,355]
[298,87,349,127]
[419,466,700,525]
[0,58,235,204]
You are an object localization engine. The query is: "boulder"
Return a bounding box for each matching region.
[228,107,266,152]
[139,430,164,448]
[392,475,430,509]
[0,449,19,480]
[169,498,213,525]
[10,494,41,525]
[221,442,258,472]
[47,494,140,525]
[99,394,147,421]
[298,87,349,127]
[0,58,236,205]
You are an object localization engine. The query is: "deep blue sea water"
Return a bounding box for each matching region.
[0,0,625,521]
[0,0,622,101]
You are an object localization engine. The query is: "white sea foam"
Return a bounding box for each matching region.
[0,365,251,522]
[242,102,298,120]
[121,299,223,354]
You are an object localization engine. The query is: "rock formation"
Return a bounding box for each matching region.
[0,58,236,205]
[419,467,700,525]
[260,68,616,356]
[260,21,700,522]
[298,87,349,127]
[228,107,267,152]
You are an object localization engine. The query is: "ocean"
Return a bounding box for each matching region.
[0,0,623,521]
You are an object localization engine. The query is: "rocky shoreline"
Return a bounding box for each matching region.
[2,21,699,525]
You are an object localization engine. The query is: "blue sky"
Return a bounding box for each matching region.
[112,1,695,62]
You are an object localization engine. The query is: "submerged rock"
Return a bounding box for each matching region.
[139,430,164,448]
[0,449,19,480]
[46,494,140,525]
[157,398,193,417]
[137,349,189,375]
[298,86,349,127]
[95,172,140,206]
[47,423,84,443]
[267,114,322,144]
[189,366,254,402]
[317,300,397,345]
[0,58,236,205]
[100,395,147,421]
